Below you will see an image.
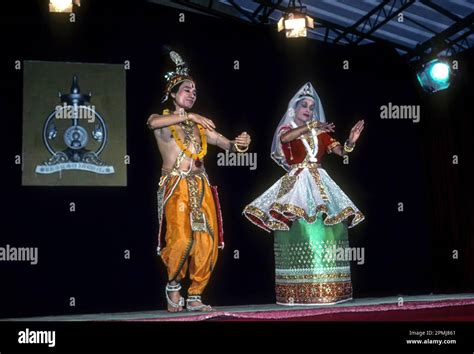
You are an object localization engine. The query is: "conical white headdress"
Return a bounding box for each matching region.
[270,82,327,170]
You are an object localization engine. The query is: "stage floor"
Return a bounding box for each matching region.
[3,293,474,322]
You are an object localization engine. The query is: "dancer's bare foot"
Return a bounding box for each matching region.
[167,290,183,313]
[165,281,184,312]
[186,296,214,312]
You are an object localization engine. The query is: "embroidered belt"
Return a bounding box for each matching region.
[287,162,328,201]
[161,167,207,177]
[289,162,321,170]
[160,167,208,233]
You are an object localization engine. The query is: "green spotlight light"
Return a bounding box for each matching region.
[417,59,451,93]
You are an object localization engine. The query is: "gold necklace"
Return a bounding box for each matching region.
[169,121,207,161]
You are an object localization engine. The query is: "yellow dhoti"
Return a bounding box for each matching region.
[157,169,223,296]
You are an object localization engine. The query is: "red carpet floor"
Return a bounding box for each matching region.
[139,298,474,322]
[213,304,474,321]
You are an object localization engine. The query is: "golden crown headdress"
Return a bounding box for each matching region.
[162,50,194,103]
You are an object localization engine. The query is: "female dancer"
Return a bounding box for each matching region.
[243,82,364,305]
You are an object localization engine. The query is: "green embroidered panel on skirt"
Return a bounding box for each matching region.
[274,215,353,304]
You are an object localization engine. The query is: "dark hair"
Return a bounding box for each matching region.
[296,94,315,101]
[162,83,181,112]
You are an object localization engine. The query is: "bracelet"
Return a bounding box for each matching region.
[233,143,249,153]
[344,140,355,153]
[306,120,319,131]
[181,111,194,127]
[176,109,188,122]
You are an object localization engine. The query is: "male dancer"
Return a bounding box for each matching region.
[147,51,251,312]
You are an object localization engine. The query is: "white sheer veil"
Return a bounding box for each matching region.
[270,82,327,171]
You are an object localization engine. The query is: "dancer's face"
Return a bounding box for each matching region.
[172,80,197,111]
[295,98,315,125]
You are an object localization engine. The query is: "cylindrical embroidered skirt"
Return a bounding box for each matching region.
[274,216,353,305]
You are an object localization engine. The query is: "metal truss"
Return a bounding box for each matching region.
[404,9,474,62]
[251,0,414,51]
[332,0,414,45]
[158,0,473,61]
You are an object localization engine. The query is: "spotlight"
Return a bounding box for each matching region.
[277,0,314,38]
[278,13,314,38]
[416,58,452,93]
[49,0,80,13]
